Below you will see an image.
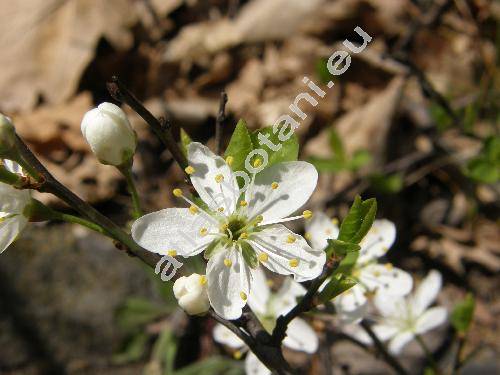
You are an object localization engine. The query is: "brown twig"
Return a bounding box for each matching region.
[106,76,189,172]
[215,91,228,155]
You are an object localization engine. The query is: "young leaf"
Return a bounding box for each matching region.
[333,250,359,276]
[370,173,404,193]
[180,128,193,158]
[318,274,357,303]
[324,239,360,258]
[348,150,371,171]
[451,293,475,335]
[337,196,377,244]
[152,328,177,375]
[113,332,149,364]
[116,297,169,331]
[308,156,344,172]
[224,119,253,173]
[251,126,299,167]
[329,129,346,162]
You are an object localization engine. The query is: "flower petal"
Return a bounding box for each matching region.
[411,270,442,315]
[415,307,447,334]
[212,324,245,349]
[245,162,317,223]
[374,294,407,318]
[245,352,271,375]
[0,183,31,214]
[348,323,399,345]
[358,219,396,264]
[207,246,251,320]
[271,277,307,315]
[187,142,239,215]
[247,267,270,315]
[131,208,217,257]
[388,331,414,355]
[305,211,339,250]
[0,215,27,253]
[249,224,325,282]
[333,284,368,323]
[283,318,318,353]
[359,264,413,297]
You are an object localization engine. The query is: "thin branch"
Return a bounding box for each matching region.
[215,91,228,155]
[360,321,408,375]
[106,76,189,172]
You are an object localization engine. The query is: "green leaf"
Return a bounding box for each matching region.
[180,128,193,158]
[308,156,344,172]
[251,126,299,168]
[329,129,346,162]
[370,173,404,193]
[318,274,357,303]
[315,58,334,85]
[333,249,359,276]
[241,241,258,268]
[337,196,377,244]
[174,356,244,375]
[113,332,149,364]
[224,119,254,174]
[116,297,169,331]
[324,239,360,258]
[152,328,177,375]
[348,150,372,171]
[451,293,475,334]
[466,158,499,184]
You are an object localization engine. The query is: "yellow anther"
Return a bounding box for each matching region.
[258,253,269,262]
[215,174,224,183]
[254,215,263,224]
[384,263,393,270]
[289,258,299,267]
[252,158,262,168]
[224,258,232,267]
[240,200,248,207]
[266,279,274,287]
[185,165,195,175]
[352,269,361,278]
[218,207,225,213]
[225,156,234,166]
[199,275,207,285]
[173,188,183,197]
[286,235,296,244]
[382,246,389,252]
[373,270,381,277]
[167,249,177,257]
[302,210,313,219]
[220,223,228,232]
[240,232,248,240]
[304,232,312,240]
[240,291,248,301]
[331,218,339,225]
[271,182,279,190]
[189,205,199,214]
[199,227,208,236]
[233,350,243,360]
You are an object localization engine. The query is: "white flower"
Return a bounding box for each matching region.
[0,160,31,253]
[213,268,319,375]
[306,213,412,323]
[173,273,210,315]
[0,114,17,156]
[81,102,137,166]
[132,142,325,319]
[353,270,447,354]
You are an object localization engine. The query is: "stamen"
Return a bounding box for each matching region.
[289,258,299,267]
[331,218,339,225]
[233,350,243,360]
[258,253,268,262]
[218,207,225,213]
[240,291,247,301]
[224,258,232,267]
[185,165,195,175]
[215,174,224,183]
[302,210,313,219]
[271,182,279,189]
[304,232,312,240]
[189,205,199,214]
[225,156,234,166]
[240,200,248,207]
[199,275,207,285]
[286,235,296,244]
[252,158,262,168]
[199,227,208,236]
[167,249,177,257]
[240,232,249,240]
[385,263,393,270]
[173,188,183,197]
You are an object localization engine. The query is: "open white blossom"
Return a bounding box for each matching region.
[173,273,210,315]
[0,160,31,253]
[353,270,447,354]
[132,142,325,319]
[306,213,412,323]
[213,268,318,375]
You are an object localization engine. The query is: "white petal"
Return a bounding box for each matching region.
[207,247,251,320]
[415,307,447,334]
[131,208,217,257]
[349,323,399,345]
[212,324,245,349]
[358,219,396,264]
[187,142,239,215]
[411,270,442,315]
[245,352,271,375]
[0,215,27,253]
[359,264,413,297]
[304,211,339,250]
[249,224,325,282]
[245,162,318,223]
[333,284,368,323]
[374,294,407,318]
[388,331,414,355]
[0,183,31,214]
[3,160,24,175]
[283,318,318,353]
[271,277,307,315]
[247,267,270,315]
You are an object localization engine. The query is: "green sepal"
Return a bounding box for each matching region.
[241,241,258,268]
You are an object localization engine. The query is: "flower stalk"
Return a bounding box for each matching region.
[117,164,143,219]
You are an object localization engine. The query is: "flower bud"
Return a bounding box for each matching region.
[173,274,210,315]
[0,114,17,157]
[81,102,136,166]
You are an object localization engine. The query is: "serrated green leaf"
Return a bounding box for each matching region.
[318,274,357,303]
[338,196,377,244]
[451,293,475,334]
[241,241,258,268]
[224,119,254,174]
[180,128,193,158]
[251,126,299,168]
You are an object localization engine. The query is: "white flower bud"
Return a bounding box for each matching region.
[173,274,210,315]
[81,102,136,166]
[0,114,17,157]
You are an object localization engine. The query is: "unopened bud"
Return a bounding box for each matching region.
[173,274,210,315]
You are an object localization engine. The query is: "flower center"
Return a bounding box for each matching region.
[221,216,248,241]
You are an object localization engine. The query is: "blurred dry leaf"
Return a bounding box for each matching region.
[0,0,136,111]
